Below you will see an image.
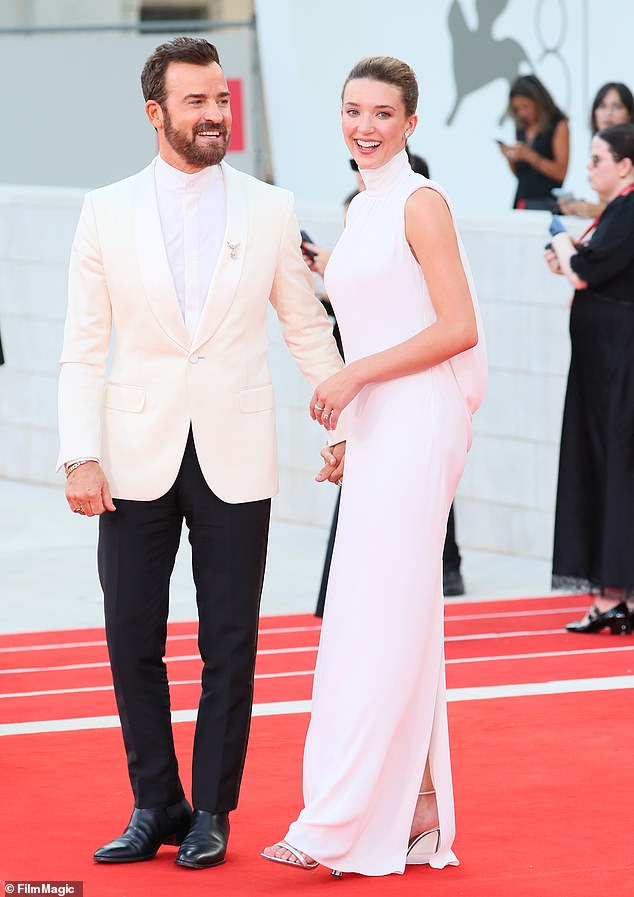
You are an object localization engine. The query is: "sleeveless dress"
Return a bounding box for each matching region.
[513,111,565,209]
[284,150,487,875]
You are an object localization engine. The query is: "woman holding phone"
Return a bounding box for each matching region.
[498,74,569,210]
[261,55,486,877]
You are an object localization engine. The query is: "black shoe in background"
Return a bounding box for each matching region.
[443,568,465,597]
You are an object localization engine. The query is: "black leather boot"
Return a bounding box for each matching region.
[94,798,193,863]
[175,810,229,869]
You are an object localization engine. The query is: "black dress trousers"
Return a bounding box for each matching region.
[98,429,270,812]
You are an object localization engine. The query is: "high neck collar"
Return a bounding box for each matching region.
[155,154,223,194]
[359,149,411,194]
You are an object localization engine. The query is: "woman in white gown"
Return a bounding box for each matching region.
[262,56,487,877]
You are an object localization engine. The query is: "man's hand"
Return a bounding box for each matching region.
[315,441,345,485]
[65,461,116,517]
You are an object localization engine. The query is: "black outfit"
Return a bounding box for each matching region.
[0,328,4,365]
[552,190,634,593]
[514,112,565,210]
[443,505,462,577]
[98,429,270,812]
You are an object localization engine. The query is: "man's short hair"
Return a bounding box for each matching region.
[141,36,221,107]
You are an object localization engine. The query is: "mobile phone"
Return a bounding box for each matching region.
[300,229,316,260]
[494,138,505,145]
[551,188,575,201]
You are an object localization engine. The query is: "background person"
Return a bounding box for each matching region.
[559,81,634,219]
[498,73,569,210]
[544,123,634,634]
[58,36,344,871]
[263,54,486,876]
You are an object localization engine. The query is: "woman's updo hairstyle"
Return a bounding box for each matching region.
[342,56,418,116]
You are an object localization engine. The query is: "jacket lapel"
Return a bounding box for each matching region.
[190,161,248,353]
[132,160,191,350]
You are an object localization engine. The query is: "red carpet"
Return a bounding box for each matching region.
[2,596,634,896]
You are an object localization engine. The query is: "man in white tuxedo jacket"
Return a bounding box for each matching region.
[58,37,344,870]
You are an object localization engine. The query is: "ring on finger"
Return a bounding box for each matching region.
[314,403,324,412]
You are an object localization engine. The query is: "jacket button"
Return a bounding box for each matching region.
[189,354,199,364]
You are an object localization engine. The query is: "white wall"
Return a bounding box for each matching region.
[0,187,83,482]
[0,188,576,558]
[0,26,258,189]
[0,1,139,26]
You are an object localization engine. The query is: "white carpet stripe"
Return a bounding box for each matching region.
[2,629,581,675]
[448,676,634,701]
[0,625,322,655]
[0,639,108,654]
[0,609,591,657]
[0,670,316,699]
[0,629,634,676]
[0,646,320,675]
[446,606,588,622]
[447,644,634,664]
[2,676,633,736]
[446,628,566,641]
[3,642,633,700]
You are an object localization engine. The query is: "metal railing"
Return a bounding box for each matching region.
[0,18,254,35]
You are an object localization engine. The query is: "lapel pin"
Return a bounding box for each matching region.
[226,240,240,260]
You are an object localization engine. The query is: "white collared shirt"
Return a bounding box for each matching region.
[154,154,227,339]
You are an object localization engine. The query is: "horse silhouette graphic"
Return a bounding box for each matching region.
[446,0,531,125]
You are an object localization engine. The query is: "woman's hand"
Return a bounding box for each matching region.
[558,198,602,219]
[506,142,547,170]
[551,232,588,290]
[544,247,562,275]
[505,142,532,163]
[310,363,364,431]
[303,243,332,278]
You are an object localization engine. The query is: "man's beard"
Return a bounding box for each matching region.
[163,109,230,168]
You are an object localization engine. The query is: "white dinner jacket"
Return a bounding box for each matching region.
[57,159,344,502]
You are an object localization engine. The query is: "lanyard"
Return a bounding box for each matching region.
[577,182,634,244]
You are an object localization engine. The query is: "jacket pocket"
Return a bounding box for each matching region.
[239,383,274,413]
[105,383,146,413]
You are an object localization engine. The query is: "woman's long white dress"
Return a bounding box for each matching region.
[284,150,487,875]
